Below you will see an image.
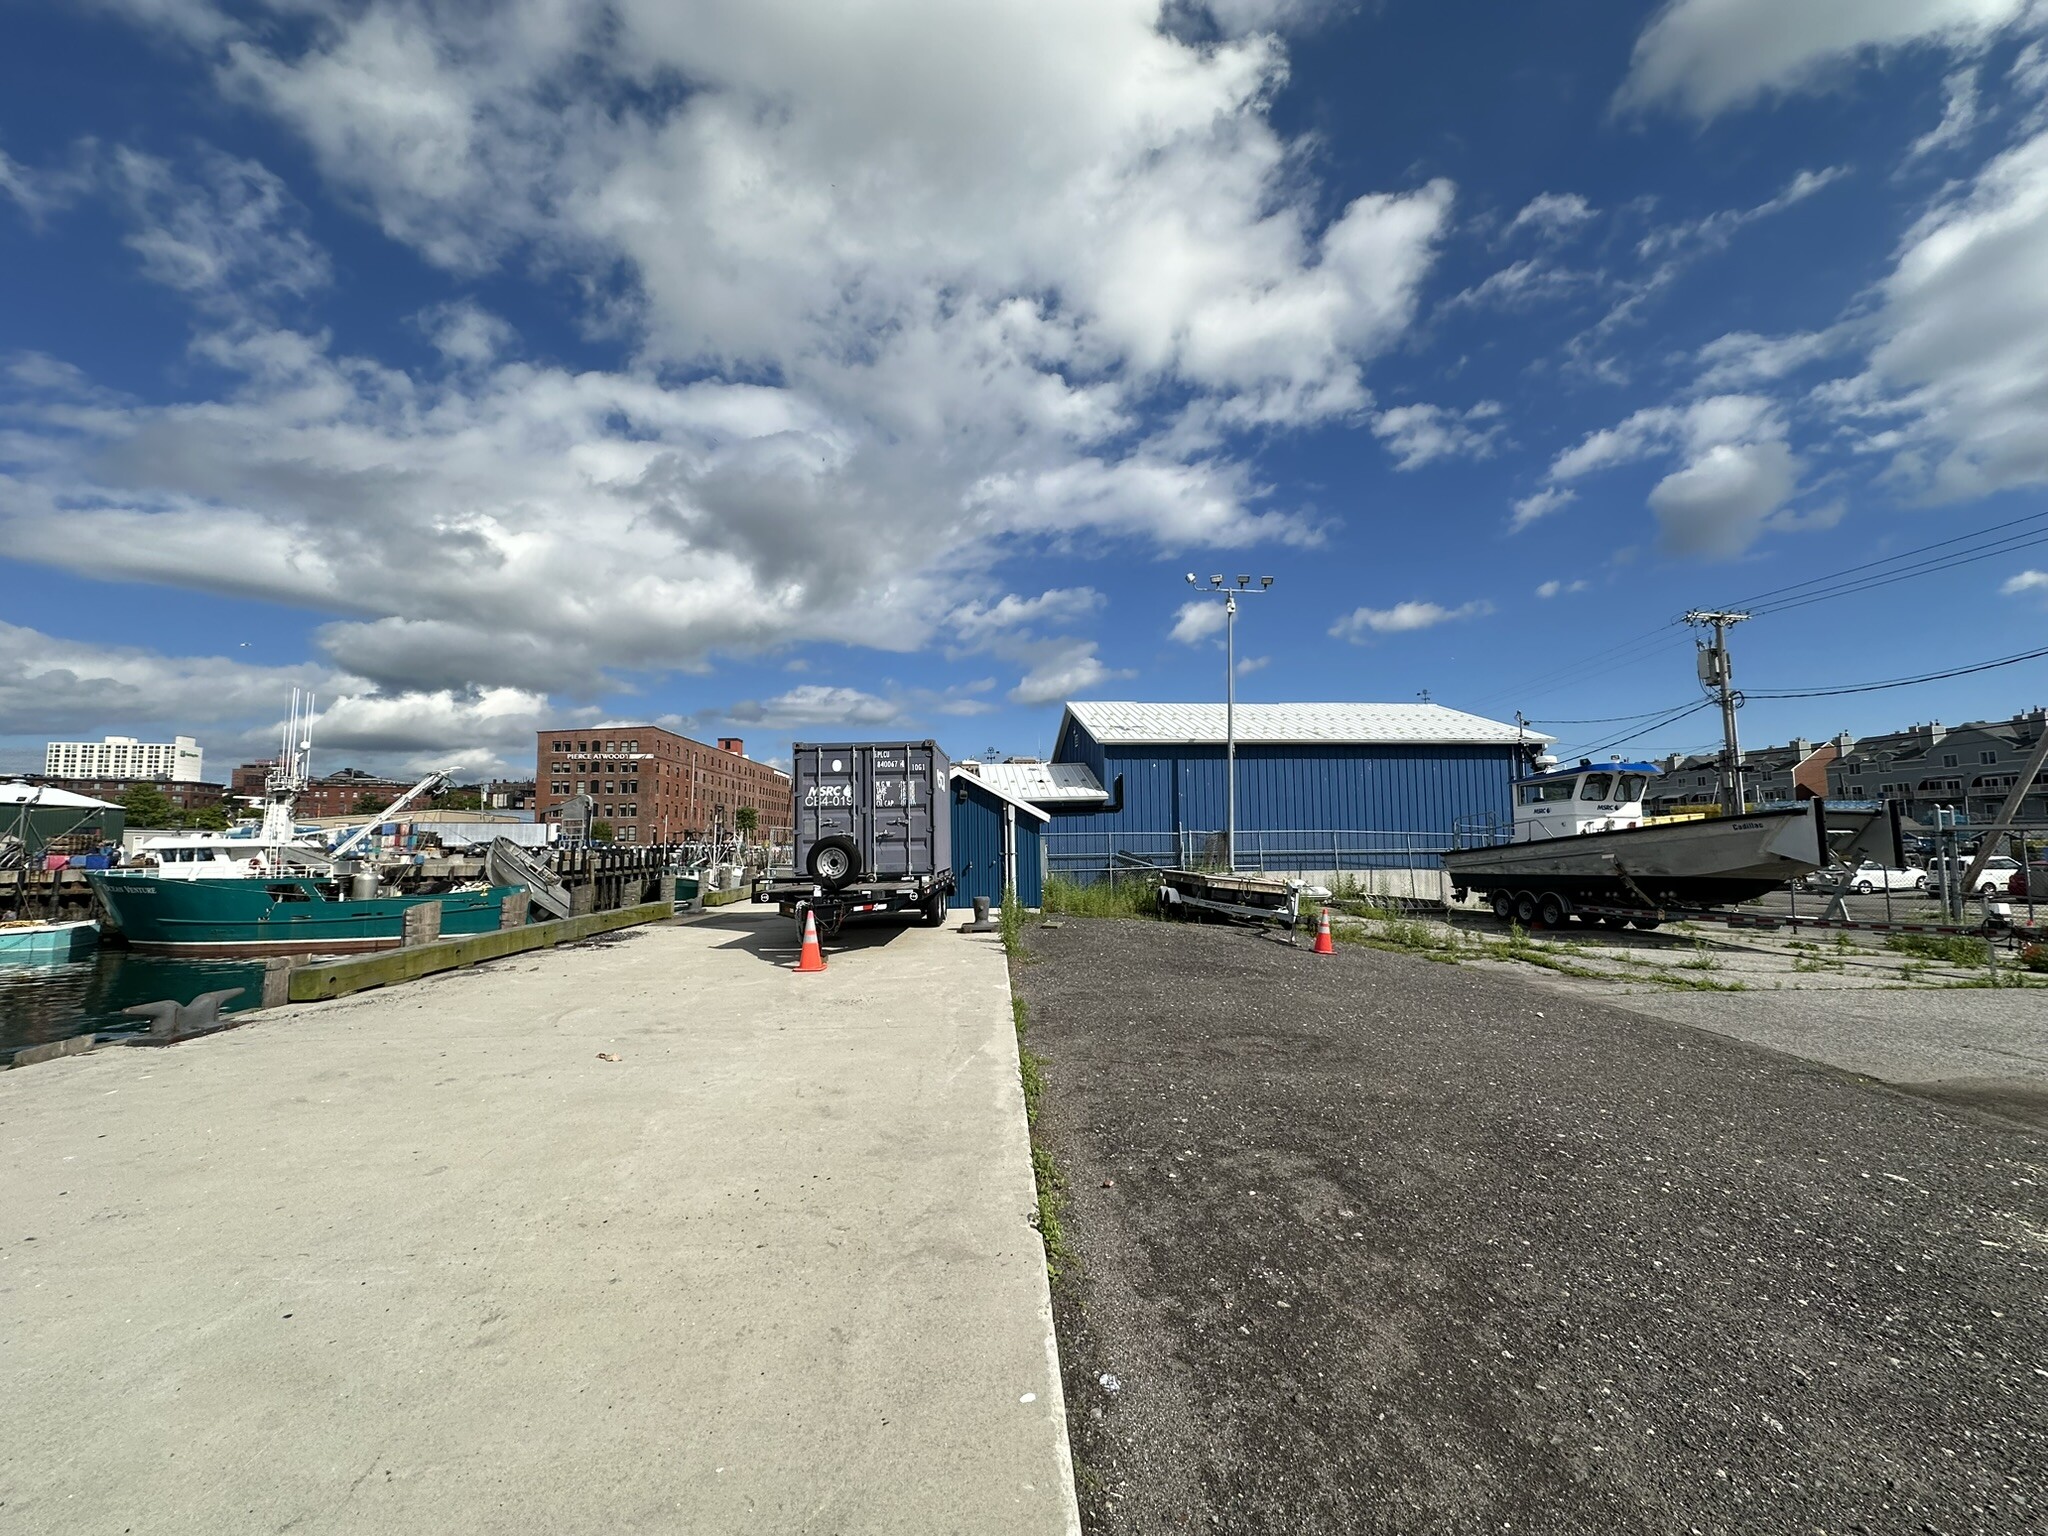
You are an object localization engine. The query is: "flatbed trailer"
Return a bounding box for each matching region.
[1153,868,1305,928]
[1467,884,2012,942]
[752,870,954,936]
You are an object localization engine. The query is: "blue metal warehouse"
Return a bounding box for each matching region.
[1024,701,1540,877]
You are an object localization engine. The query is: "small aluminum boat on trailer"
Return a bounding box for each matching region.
[1445,760,1891,928]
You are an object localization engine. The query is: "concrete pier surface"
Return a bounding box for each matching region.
[1,913,1079,1535]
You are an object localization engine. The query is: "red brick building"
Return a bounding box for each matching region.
[228,762,417,817]
[534,728,792,845]
[38,776,225,811]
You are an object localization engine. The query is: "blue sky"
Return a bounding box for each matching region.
[5,0,2048,782]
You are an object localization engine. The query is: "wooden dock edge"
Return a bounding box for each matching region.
[284,901,676,1003]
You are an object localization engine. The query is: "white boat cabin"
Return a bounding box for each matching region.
[129,832,329,880]
[1512,760,1658,842]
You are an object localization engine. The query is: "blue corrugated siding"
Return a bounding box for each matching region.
[950,781,1044,908]
[1047,730,1516,840]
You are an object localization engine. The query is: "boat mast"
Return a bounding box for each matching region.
[259,688,315,849]
[1686,610,1750,815]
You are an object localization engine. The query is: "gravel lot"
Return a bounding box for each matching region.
[1017,918,2047,1536]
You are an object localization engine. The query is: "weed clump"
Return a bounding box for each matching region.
[1885,932,1989,966]
[1041,875,1157,919]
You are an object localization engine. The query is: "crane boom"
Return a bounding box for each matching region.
[328,770,455,862]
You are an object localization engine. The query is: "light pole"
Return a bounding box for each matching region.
[1185,573,1275,871]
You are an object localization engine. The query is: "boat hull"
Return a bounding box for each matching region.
[0,918,100,961]
[87,874,522,956]
[1444,803,1829,908]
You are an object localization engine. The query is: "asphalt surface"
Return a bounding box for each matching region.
[1017,918,2046,1536]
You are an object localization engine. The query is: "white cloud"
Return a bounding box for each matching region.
[1329,599,1492,640]
[1009,640,1127,704]
[2003,568,2048,593]
[1169,601,1229,645]
[1634,167,1851,262]
[1505,192,1596,243]
[1542,395,1804,558]
[725,685,903,729]
[1693,329,1844,390]
[1371,401,1504,470]
[1535,579,1589,599]
[1618,0,2034,119]
[109,147,329,311]
[1648,439,1802,558]
[1441,259,1589,314]
[949,588,1104,645]
[1823,124,2048,499]
[3,0,1457,737]
[1235,653,1270,676]
[0,619,568,778]
[1908,68,1983,162]
[1565,168,1851,381]
[1509,486,1576,532]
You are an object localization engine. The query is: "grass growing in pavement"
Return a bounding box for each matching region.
[1885,932,1989,966]
[1041,875,1157,919]
[1010,984,1077,1280]
[1030,1144,1077,1281]
[999,884,1023,956]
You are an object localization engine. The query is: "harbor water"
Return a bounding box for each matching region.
[0,946,286,1060]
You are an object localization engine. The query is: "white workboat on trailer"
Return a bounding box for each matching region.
[1445,759,1875,927]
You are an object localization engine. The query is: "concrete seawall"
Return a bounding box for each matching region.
[284,899,674,1002]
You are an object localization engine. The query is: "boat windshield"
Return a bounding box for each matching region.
[1517,778,1577,805]
[1617,774,1648,802]
[1578,773,1613,801]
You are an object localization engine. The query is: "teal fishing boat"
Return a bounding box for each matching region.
[88,873,523,956]
[0,917,100,961]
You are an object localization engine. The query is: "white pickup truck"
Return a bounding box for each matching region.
[1811,859,1926,894]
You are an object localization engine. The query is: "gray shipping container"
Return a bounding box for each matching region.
[792,741,952,888]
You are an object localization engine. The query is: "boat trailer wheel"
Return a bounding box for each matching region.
[1512,891,1539,927]
[1489,890,1515,922]
[1536,892,1569,928]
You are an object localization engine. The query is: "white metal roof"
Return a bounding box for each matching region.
[1,781,122,810]
[947,767,1051,822]
[960,761,1108,805]
[1060,701,1546,748]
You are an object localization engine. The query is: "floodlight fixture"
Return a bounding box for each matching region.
[1210,574,1224,587]
[1236,575,1250,588]
[1260,576,1273,589]
[1186,572,1197,584]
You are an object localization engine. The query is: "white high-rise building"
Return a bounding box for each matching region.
[44,735,203,781]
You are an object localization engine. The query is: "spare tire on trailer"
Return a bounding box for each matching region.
[807,835,859,890]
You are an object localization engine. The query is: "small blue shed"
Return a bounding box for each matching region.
[949,768,1049,909]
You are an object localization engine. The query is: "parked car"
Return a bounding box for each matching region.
[1925,855,2023,897]
[2008,862,2048,899]
[1809,859,1926,894]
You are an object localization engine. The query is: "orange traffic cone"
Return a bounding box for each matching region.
[794,908,828,973]
[1310,905,1334,956]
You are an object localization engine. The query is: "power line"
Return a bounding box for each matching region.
[1556,699,1716,760]
[1746,642,2048,700]
[1719,505,2048,612]
[1526,702,1698,726]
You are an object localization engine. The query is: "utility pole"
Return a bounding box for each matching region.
[1685,610,1750,814]
[1184,573,1275,871]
